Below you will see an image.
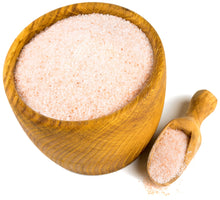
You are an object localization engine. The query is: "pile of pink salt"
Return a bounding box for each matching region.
[14,13,153,121]
[148,128,189,185]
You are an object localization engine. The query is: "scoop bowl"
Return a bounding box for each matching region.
[147,90,217,185]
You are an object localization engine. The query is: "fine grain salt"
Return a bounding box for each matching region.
[148,128,189,185]
[15,13,153,121]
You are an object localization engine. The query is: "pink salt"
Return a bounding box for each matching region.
[14,14,153,121]
[148,128,189,185]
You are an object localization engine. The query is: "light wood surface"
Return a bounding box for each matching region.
[147,90,217,185]
[3,2,166,175]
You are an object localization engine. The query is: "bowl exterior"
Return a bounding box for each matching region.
[3,2,166,174]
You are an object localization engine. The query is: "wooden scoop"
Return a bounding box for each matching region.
[147,90,217,186]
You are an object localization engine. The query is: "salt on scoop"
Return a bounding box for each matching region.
[15,13,153,121]
[148,128,189,185]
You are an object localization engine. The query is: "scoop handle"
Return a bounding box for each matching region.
[186,90,217,126]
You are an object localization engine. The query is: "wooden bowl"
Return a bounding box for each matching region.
[3,2,166,175]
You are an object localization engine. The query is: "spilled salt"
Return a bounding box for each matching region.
[148,128,189,185]
[143,172,185,199]
[143,173,170,196]
[14,13,153,121]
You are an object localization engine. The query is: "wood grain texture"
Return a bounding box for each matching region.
[147,90,217,185]
[3,2,166,175]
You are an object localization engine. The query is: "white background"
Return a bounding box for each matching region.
[0,0,219,199]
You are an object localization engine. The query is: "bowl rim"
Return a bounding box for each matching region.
[3,2,165,127]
